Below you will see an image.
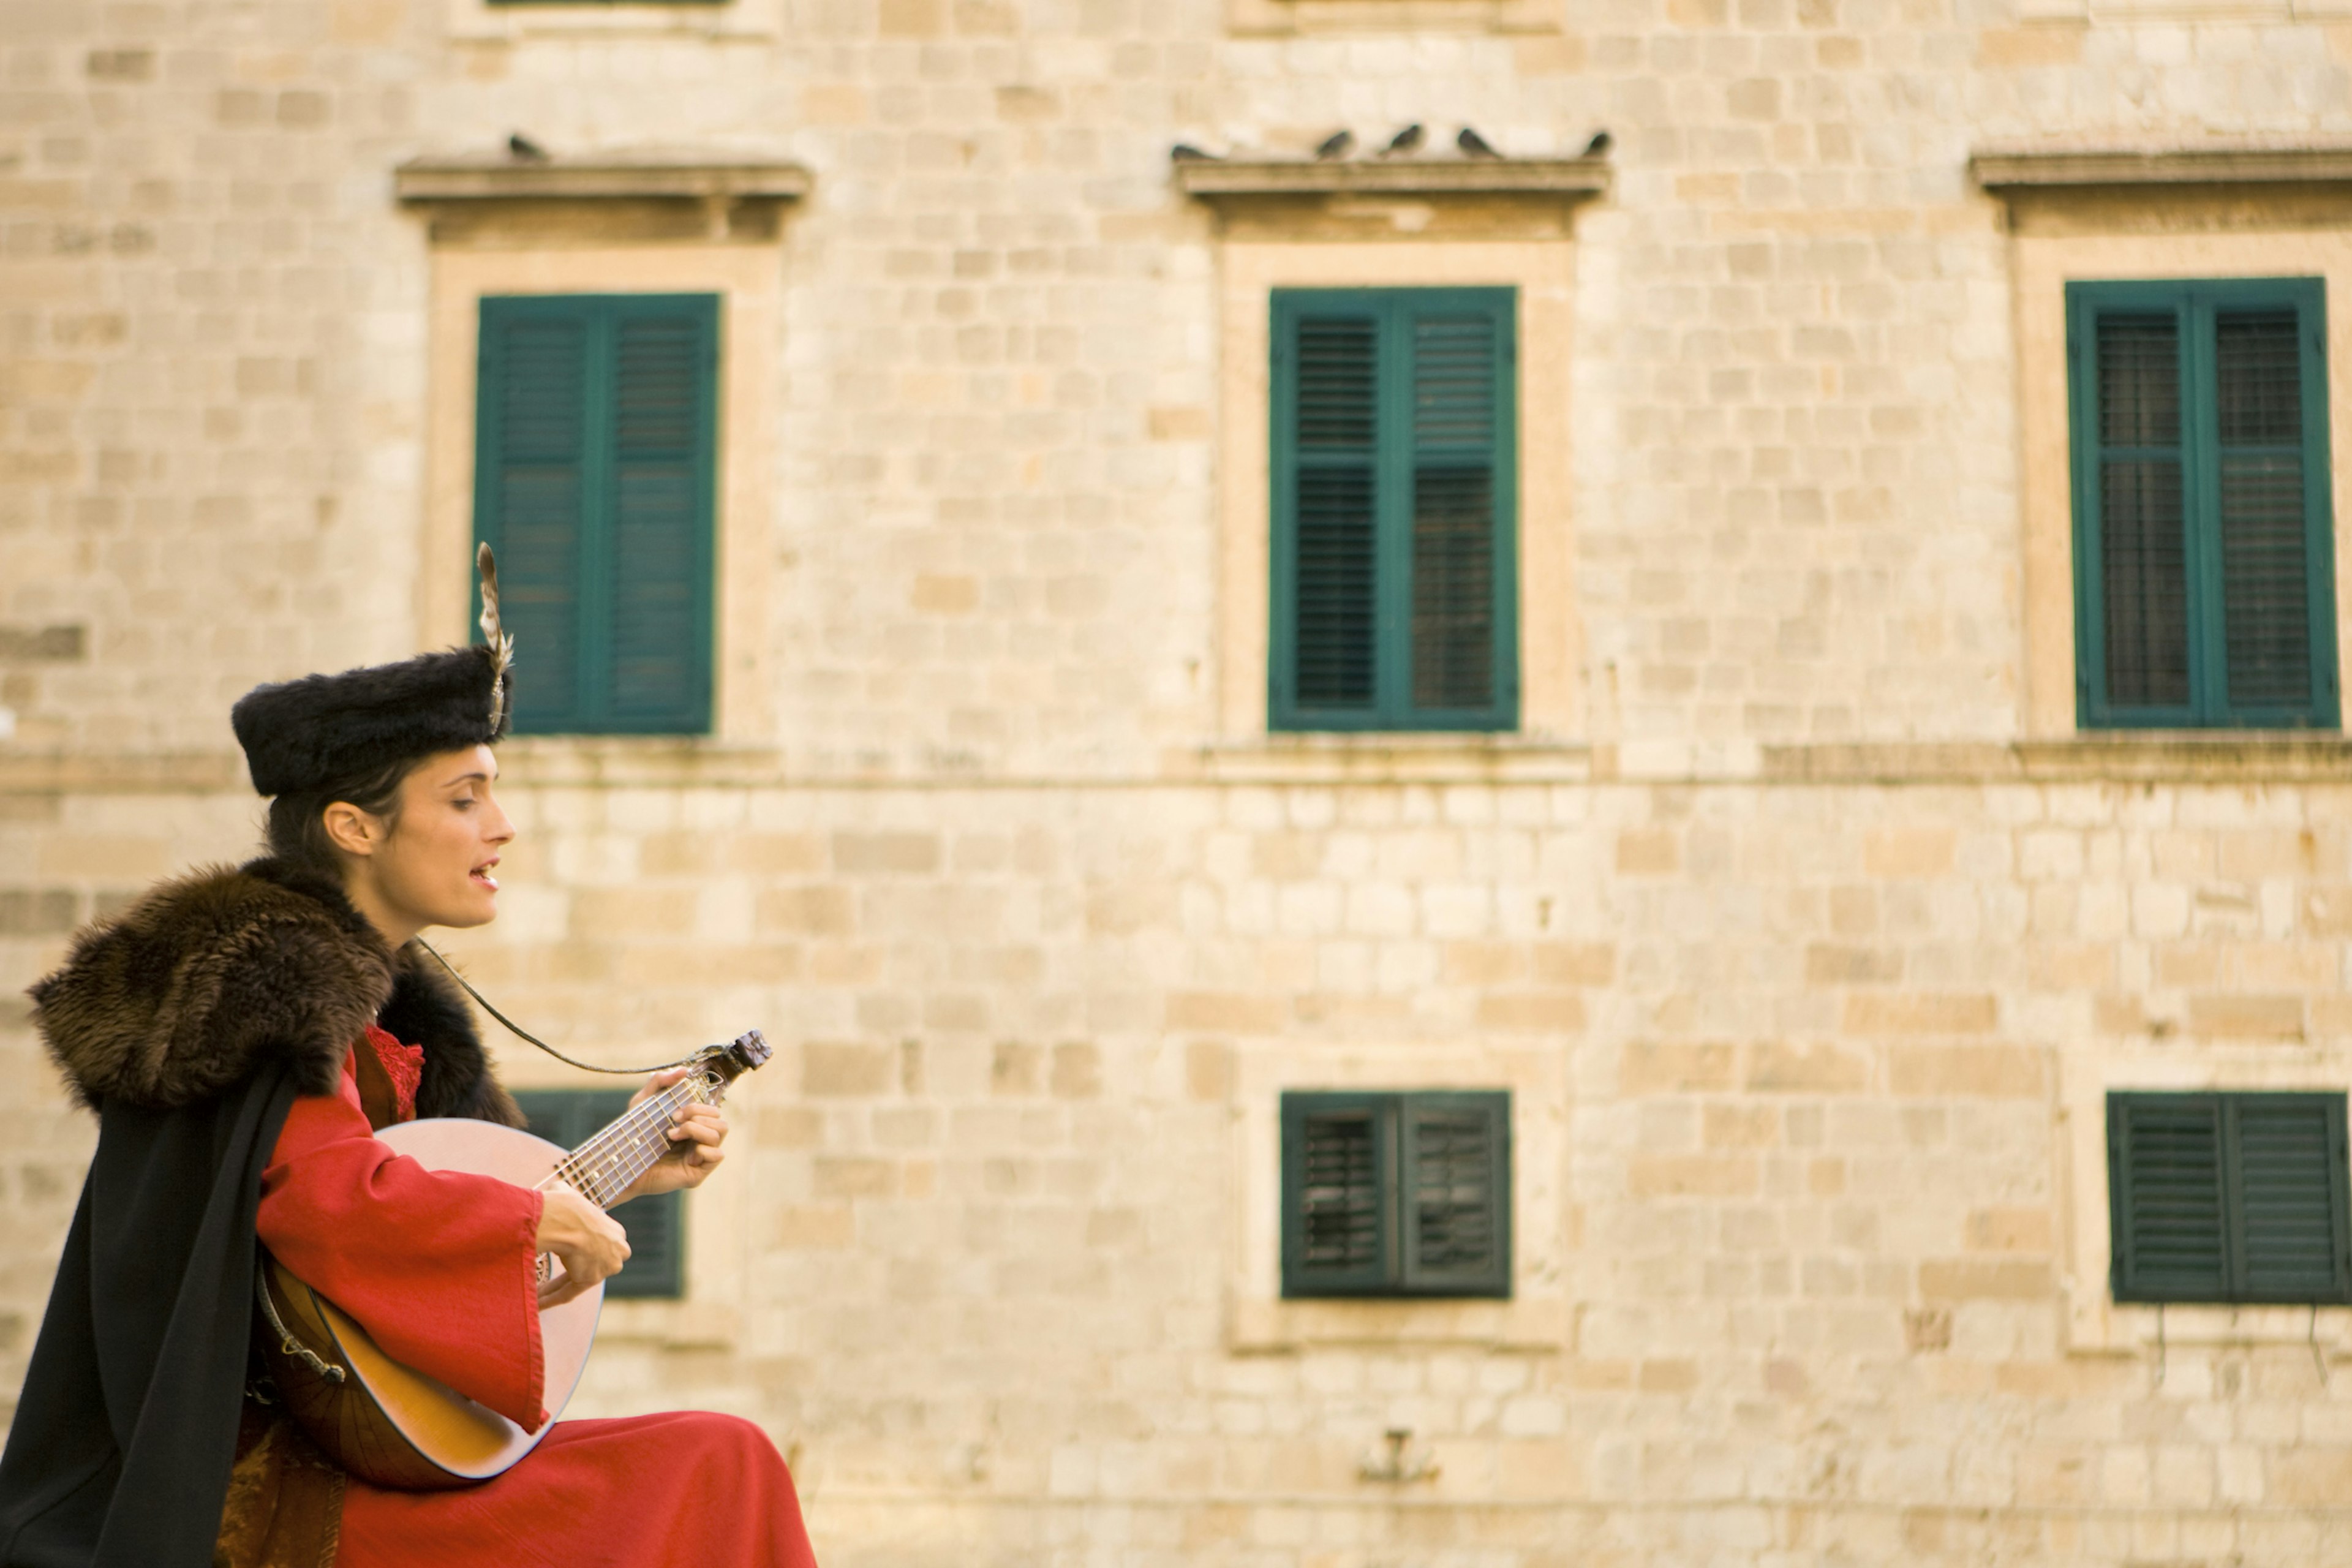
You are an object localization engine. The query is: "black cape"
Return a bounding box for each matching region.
[0,859,522,1567]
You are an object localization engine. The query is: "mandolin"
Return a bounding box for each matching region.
[255,1030,771,1490]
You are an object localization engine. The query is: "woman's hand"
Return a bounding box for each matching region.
[615,1065,728,1203]
[535,1186,630,1308]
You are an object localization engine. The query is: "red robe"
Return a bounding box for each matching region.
[257,1027,818,1568]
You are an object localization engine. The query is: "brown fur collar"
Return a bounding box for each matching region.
[30,857,522,1125]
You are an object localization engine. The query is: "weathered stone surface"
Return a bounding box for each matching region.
[10,4,2352,1563]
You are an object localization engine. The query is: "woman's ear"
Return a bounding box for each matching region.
[320,802,380,860]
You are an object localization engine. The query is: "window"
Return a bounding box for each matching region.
[1280,1090,1510,1298]
[473,293,718,736]
[1270,288,1518,733]
[2067,278,2339,729]
[2107,1091,2352,1306]
[514,1088,687,1299]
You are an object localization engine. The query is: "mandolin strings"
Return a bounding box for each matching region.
[536,1070,725,1210]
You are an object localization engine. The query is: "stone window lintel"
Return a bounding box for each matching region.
[395,152,812,245]
[1174,156,1608,204]
[1973,145,2352,193]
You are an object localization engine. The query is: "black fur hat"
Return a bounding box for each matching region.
[230,545,515,797]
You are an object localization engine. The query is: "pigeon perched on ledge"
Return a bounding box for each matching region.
[1314,128,1354,160]
[507,132,549,162]
[1584,129,1613,157]
[1170,143,1221,162]
[1381,123,1424,156]
[1457,126,1499,159]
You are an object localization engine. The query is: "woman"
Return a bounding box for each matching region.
[0,551,818,1568]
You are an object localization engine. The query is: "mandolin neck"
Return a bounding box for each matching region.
[537,1070,725,1210]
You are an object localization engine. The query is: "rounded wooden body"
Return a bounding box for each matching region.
[261,1118,605,1491]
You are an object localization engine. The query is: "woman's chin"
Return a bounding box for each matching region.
[433,893,499,930]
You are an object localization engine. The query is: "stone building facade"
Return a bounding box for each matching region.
[11,0,2352,1562]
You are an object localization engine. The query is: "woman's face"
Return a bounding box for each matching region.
[355,745,515,934]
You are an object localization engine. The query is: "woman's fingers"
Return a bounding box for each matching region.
[627,1065,695,1110]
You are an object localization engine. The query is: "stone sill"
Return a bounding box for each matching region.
[447,0,781,41]
[1972,144,2352,191]
[6,735,2345,794]
[0,751,245,793]
[2072,1302,2352,1358]
[492,735,787,788]
[1181,734,1593,785]
[395,153,812,205]
[1174,156,1609,203]
[1762,734,2352,785]
[1228,1295,1567,1354]
[594,1298,739,1349]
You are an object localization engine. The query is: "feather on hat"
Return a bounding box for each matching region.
[230,545,516,797]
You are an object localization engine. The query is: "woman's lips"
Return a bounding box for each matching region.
[470,860,499,891]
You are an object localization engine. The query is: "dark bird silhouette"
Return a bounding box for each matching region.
[507,132,549,162]
[1381,123,1424,156]
[1314,128,1354,160]
[1583,129,1613,157]
[1170,143,1221,162]
[1457,126,1499,159]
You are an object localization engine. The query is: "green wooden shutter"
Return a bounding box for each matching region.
[475,295,717,735]
[1281,1090,1512,1299]
[2068,279,2337,729]
[1292,312,1381,712]
[1406,307,1513,722]
[2212,309,2323,718]
[2109,1091,2352,1305]
[2108,1093,2230,1302]
[514,1088,687,1300]
[1398,1092,1511,1297]
[2088,309,2193,714]
[1281,1092,1393,1297]
[477,306,590,728]
[2231,1095,2352,1303]
[1271,289,1517,733]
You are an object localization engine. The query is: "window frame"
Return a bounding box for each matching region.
[511,1087,688,1300]
[2065,276,2340,731]
[1268,287,1521,735]
[472,291,721,738]
[1279,1088,1512,1300]
[2106,1089,2352,1308]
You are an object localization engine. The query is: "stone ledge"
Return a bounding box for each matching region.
[1763,736,2352,785]
[1181,735,1594,786]
[1227,1295,1569,1354]
[6,736,2346,793]
[1174,155,1609,202]
[1972,145,2352,191]
[0,752,245,793]
[395,152,813,205]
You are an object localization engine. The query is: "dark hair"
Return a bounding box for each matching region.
[263,753,420,878]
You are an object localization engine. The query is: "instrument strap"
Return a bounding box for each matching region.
[412,938,709,1076]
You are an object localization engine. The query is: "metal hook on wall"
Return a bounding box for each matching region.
[1359,1427,1440,1485]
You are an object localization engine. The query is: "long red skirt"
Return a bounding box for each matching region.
[336,1409,817,1568]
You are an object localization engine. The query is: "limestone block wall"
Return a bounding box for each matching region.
[10,767,2352,1565]
[10,0,2352,1563]
[10,1,2352,766]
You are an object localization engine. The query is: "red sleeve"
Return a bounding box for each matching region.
[257,1051,549,1429]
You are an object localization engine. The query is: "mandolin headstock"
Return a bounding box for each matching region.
[701,1028,771,1088]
